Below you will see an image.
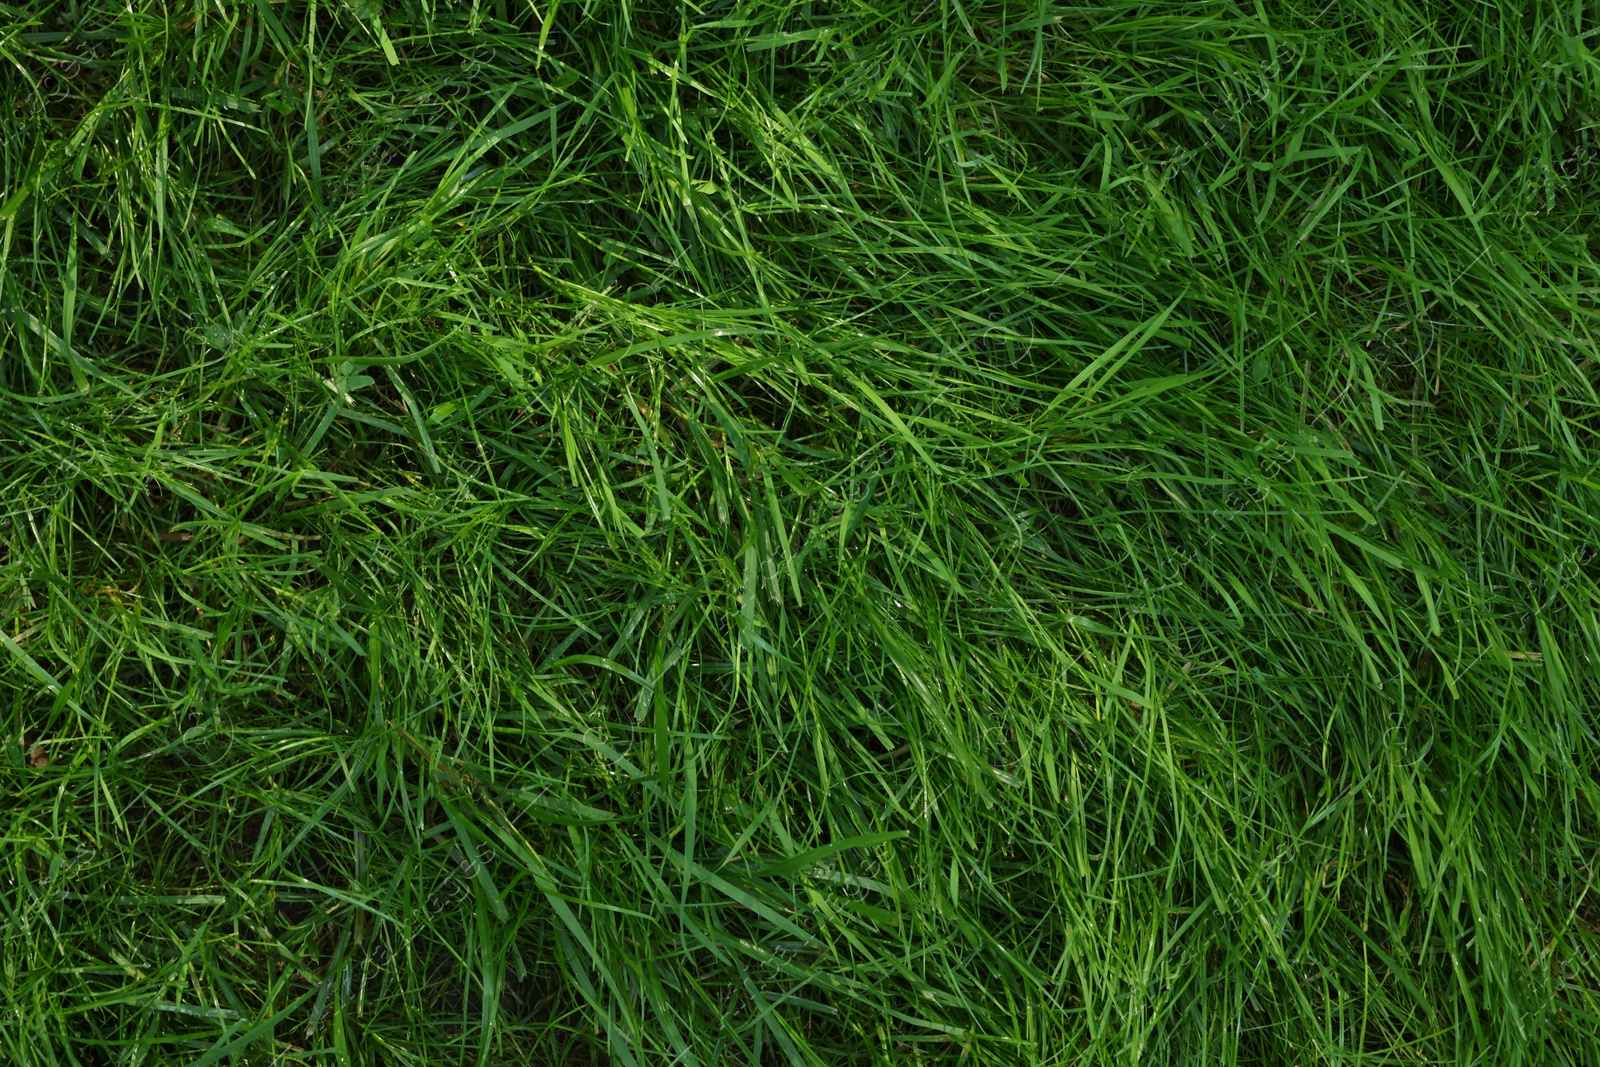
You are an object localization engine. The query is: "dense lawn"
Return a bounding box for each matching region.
[3,1,1600,1063]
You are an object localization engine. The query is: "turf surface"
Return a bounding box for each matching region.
[4,1,1600,1063]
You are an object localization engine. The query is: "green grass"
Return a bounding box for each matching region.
[3,0,1600,1063]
